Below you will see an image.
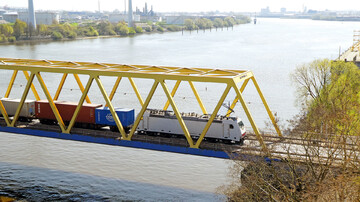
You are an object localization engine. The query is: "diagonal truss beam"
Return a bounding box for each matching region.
[128,78,144,106]
[128,80,159,140]
[231,80,268,153]
[74,74,91,104]
[95,76,127,139]
[195,85,231,148]
[226,78,250,116]
[4,70,18,98]
[36,72,66,133]
[108,77,122,102]
[65,76,94,133]
[188,81,207,114]
[163,80,181,110]
[251,76,282,137]
[10,72,35,127]
[0,100,10,126]
[23,71,40,101]
[161,80,195,148]
[54,73,68,100]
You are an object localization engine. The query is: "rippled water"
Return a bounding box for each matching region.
[0,18,360,200]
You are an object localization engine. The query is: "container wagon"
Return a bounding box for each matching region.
[137,109,246,144]
[0,98,36,121]
[35,100,102,128]
[95,107,135,131]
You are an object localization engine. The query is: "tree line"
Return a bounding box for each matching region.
[222,59,360,201]
[184,16,250,30]
[0,15,251,43]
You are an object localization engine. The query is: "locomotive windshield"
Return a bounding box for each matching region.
[238,120,244,128]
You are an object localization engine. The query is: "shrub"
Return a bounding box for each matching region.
[157,26,164,32]
[145,26,152,32]
[135,26,143,33]
[51,31,63,40]
[129,27,136,34]
[119,26,129,36]
[7,36,16,42]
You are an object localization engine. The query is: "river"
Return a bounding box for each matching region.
[0,18,359,201]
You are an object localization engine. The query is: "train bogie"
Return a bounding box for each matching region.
[35,100,102,124]
[0,98,36,119]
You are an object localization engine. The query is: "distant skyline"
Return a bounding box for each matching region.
[1,0,359,13]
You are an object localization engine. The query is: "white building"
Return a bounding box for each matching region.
[3,12,18,23]
[19,11,59,25]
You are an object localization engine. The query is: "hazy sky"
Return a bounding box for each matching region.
[1,0,359,12]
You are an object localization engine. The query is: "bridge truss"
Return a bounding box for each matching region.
[0,58,282,152]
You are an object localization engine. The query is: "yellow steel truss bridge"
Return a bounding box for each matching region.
[0,58,282,152]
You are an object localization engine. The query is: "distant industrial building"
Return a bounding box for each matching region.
[3,12,18,23]
[19,11,60,25]
[109,13,140,23]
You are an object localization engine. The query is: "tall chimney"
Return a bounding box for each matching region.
[128,0,133,27]
[28,0,36,29]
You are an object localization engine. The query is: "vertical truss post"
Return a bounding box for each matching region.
[195,85,231,148]
[226,78,250,117]
[23,71,40,101]
[251,77,282,137]
[95,76,127,139]
[163,80,181,110]
[36,72,66,133]
[74,74,91,104]
[128,77,144,106]
[0,100,10,126]
[108,76,122,102]
[10,73,35,127]
[231,80,269,154]
[54,73,68,101]
[161,80,195,148]
[128,80,159,140]
[4,70,18,98]
[65,77,94,133]
[188,81,207,114]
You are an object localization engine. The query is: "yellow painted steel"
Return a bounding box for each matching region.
[10,73,35,127]
[108,77,122,102]
[0,58,281,151]
[54,73,68,100]
[188,81,207,114]
[163,80,181,110]
[128,80,159,140]
[73,74,91,104]
[251,76,282,137]
[23,71,40,101]
[128,78,144,106]
[226,78,250,116]
[36,72,66,133]
[4,70,18,98]
[95,76,127,139]
[231,80,268,153]
[65,77,94,133]
[0,100,10,126]
[160,80,195,147]
[195,85,231,148]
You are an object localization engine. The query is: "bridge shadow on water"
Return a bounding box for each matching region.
[0,161,225,201]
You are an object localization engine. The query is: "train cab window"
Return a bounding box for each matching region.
[229,124,234,129]
[238,121,244,128]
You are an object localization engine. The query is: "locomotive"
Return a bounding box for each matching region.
[0,98,246,144]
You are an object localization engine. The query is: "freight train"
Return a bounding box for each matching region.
[0,98,246,144]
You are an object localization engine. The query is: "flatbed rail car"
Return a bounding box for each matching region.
[137,109,246,144]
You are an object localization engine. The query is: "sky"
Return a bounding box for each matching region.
[1,0,359,13]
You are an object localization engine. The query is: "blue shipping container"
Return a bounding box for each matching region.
[95,107,135,127]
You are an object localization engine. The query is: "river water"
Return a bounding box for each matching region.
[0,18,359,201]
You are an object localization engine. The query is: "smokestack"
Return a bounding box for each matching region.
[98,0,101,13]
[128,0,133,27]
[28,0,36,29]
